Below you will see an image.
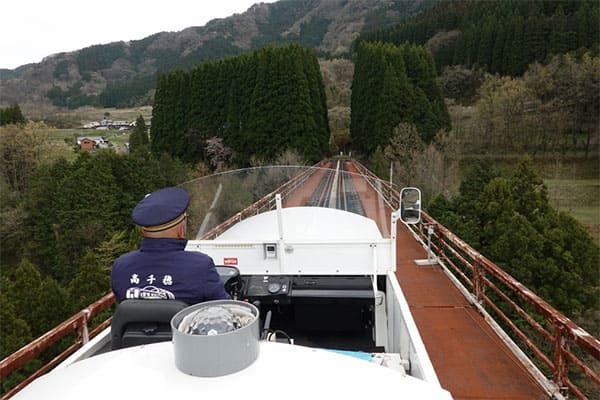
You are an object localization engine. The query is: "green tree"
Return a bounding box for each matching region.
[152,44,329,165]
[0,122,51,193]
[24,152,120,282]
[358,0,600,77]
[0,104,26,126]
[68,251,111,311]
[351,42,449,155]
[35,278,69,335]
[10,258,43,325]
[128,115,149,154]
[0,178,26,268]
[0,289,32,359]
[428,159,599,318]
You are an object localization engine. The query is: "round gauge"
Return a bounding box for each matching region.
[267,282,282,294]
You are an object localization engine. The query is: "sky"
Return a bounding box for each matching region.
[0,0,276,70]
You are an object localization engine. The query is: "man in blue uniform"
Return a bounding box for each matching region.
[111,187,230,304]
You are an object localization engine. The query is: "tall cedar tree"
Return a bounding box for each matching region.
[0,104,26,126]
[151,44,329,165]
[128,115,149,153]
[350,41,449,155]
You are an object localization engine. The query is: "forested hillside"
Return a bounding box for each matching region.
[359,0,599,75]
[152,44,329,165]
[350,0,599,329]
[0,0,437,110]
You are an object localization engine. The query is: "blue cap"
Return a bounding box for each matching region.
[132,187,189,231]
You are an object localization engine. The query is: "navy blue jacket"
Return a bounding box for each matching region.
[111,238,230,304]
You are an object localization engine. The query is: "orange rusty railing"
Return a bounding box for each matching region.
[201,162,326,239]
[0,293,115,399]
[3,160,598,399]
[352,158,599,399]
[415,212,600,400]
[0,164,328,399]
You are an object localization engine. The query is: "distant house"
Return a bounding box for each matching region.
[83,121,100,129]
[77,136,112,151]
[82,119,132,130]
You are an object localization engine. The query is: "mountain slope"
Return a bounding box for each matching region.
[359,0,599,76]
[0,0,436,109]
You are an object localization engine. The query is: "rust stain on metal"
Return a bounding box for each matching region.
[0,293,115,381]
[4,160,599,400]
[423,212,600,360]
[352,170,550,399]
[393,224,548,399]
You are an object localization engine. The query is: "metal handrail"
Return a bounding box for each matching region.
[201,163,324,239]
[3,160,598,400]
[415,211,600,399]
[0,293,115,399]
[350,158,599,398]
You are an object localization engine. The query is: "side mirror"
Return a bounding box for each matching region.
[399,187,421,224]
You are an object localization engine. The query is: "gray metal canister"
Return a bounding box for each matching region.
[171,300,260,377]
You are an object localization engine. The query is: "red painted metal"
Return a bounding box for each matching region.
[483,276,554,343]
[564,351,600,386]
[350,158,599,398]
[201,164,320,239]
[2,341,81,399]
[473,260,484,303]
[417,210,600,399]
[2,160,599,400]
[553,325,568,395]
[482,292,555,369]
[0,293,115,396]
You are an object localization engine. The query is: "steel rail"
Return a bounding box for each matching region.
[0,293,115,398]
[3,160,598,400]
[201,164,320,239]
[348,158,599,399]
[319,167,335,207]
[416,211,600,399]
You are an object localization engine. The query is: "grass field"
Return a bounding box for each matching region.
[48,128,131,161]
[26,104,153,128]
[460,155,600,244]
[546,178,600,243]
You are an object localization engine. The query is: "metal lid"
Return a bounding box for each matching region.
[171,300,260,377]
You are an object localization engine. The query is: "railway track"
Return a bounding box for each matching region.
[307,160,365,216]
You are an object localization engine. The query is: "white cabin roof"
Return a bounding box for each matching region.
[13,342,451,399]
[216,206,384,241]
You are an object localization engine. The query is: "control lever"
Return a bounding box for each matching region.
[261,310,272,340]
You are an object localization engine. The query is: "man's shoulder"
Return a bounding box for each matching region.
[180,250,214,264]
[113,250,141,265]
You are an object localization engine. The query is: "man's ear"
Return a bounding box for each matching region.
[177,221,186,239]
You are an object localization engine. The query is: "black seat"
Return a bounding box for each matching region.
[111,299,188,350]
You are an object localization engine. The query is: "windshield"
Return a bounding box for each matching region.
[178,162,400,240]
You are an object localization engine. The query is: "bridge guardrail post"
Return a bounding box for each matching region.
[473,257,484,304]
[80,309,90,345]
[553,324,568,397]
